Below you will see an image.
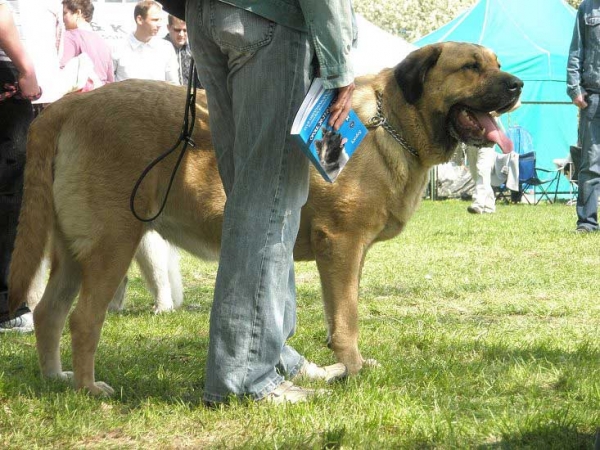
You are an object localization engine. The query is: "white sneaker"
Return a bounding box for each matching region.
[261,381,327,404]
[0,312,34,333]
[294,360,348,383]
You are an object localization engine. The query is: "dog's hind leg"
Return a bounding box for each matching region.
[167,243,183,310]
[25,257,49,311]
[135,231,179,313]
[107,276,128,312]
[34,232,81,381]
[68,241,138,396]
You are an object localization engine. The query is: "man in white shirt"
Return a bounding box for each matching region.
[112,0,179,83]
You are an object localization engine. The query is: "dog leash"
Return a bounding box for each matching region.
[366,91,419,158]
[129,64,198,222]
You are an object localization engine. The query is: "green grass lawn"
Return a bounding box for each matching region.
[1,200,599,449]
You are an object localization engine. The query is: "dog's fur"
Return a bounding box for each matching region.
[9,43,522,395]
[108,231,184,313]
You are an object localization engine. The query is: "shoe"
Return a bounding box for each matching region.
[467,205,483,214]
[575,226,594,234]
[294,360,348,383]
[260,381,327,404]
[0,312,34,333]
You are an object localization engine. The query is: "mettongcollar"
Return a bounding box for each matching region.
[366,91,419,158]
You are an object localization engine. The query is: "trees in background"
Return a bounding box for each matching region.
[355,0,582,42]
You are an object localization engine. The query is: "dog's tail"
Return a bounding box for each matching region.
[8,106,62,315]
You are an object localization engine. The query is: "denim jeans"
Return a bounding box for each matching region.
[0,67,33,321]
[577,93,600,231]
[186,0,314,402]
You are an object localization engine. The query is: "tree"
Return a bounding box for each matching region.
[354,0,582,42]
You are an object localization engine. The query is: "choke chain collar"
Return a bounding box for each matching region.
[366,91,419,158]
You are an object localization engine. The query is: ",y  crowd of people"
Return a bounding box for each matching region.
[0,0,597,413]
[0,0,193,333]
[1,0,356,405]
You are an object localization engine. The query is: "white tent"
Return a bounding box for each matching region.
[351,14,416,77]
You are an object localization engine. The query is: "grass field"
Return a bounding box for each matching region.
[1,199,599,449]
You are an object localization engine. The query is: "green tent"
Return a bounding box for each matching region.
[416,0,578,194]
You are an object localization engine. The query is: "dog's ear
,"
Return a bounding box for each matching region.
[394,44,443,105]
[315,139,323,153]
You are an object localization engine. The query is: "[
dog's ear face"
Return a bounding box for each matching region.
[315,137,324,155]
[394,44,443,105]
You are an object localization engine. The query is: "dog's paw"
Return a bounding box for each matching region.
[57,371,74,381]
[45,371,74,383]
[363,358,381,368]
[86,381,115,397]
[154,304,175,314]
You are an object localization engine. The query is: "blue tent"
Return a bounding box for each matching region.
[416,0,578,195]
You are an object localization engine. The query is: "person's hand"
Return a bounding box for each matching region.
[17,69,40,100]
[573,94,588,109]
[328,82,355,130]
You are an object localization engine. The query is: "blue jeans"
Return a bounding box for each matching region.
[577,93,600,231]
[186,0,314,402]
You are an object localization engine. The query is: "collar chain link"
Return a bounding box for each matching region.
[367,91,419,158]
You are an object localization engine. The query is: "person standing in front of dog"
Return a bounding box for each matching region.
[183,0,355,404]
[0,0,41,332]
[567,0,600,233]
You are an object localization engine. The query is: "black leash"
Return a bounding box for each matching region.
[129,64,198,222]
